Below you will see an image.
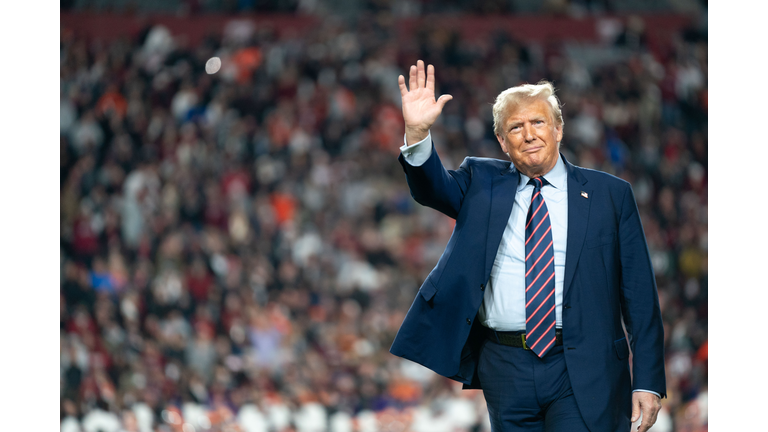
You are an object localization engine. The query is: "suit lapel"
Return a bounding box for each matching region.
[484,164,518,279]
[563,155,591,301]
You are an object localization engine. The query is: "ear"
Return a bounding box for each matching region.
[496,134,508,154]
[554,124,563,144]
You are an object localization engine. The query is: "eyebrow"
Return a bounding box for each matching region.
[508,116,547,129]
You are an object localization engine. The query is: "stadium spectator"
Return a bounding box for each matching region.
[61,5,707,430]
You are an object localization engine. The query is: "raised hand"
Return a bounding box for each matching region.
[398,60,453,145]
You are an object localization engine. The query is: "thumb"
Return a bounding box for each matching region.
[436,94,453,109]
[631,398,641,423]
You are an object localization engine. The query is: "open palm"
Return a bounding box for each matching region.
[399,60,453,145]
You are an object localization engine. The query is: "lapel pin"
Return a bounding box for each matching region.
[581,191,589,199]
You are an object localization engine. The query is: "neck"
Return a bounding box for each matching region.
[518,159,557,179]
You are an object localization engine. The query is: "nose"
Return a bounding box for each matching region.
[523,123,535,142]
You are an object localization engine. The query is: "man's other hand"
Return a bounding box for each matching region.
[631,391,662,432]
[398,60,453,145]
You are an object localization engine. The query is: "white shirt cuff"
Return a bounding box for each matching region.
[633,389,661,398]
[400,131,432,167]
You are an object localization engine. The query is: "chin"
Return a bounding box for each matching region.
[526,156,544,166]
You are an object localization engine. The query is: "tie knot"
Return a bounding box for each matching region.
[528,177,549,189]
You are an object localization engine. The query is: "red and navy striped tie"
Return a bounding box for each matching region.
[524,177,557,358]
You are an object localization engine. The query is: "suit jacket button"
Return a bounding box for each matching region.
[480,284,485,290]
[466,318,471,325]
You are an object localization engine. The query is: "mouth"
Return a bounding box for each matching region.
[523,146,543,153]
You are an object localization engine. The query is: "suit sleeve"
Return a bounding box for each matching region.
[398,142,472,219]
[617,183,667,398]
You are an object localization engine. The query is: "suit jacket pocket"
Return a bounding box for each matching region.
[614,337,629,360]
[587,232,616,249]
[418,279,438,302]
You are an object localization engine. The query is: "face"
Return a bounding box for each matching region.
[496,98,563,178]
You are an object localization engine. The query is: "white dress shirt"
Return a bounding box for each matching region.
[401,132,660,398]
[479,154,568,331]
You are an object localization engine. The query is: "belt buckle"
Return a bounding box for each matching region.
[521,334,530,350]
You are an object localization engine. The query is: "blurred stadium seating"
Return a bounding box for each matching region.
[60,1,707,431]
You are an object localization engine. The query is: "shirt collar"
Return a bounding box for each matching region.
[516,154,567,191]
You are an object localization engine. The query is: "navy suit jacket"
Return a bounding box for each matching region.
[390,145,666,431]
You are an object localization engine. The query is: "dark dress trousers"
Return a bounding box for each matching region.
[389,144,666,431]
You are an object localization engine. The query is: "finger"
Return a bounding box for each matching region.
[398,75,408,96]
[638,415,653,432]
[436,94,453,110]
[630,398,640,423]
[426,64,435,92]
[637,402,659,432]
[417,60,425,88]
[409,65,417,93]
[646,404,661,429]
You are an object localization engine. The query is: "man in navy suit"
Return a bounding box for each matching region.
[390,60,666,431]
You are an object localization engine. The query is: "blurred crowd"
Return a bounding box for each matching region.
[60,5,707,432]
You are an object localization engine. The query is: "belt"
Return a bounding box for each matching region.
[486,328,563,350]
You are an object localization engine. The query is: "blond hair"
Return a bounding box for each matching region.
[492,80,564,136]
